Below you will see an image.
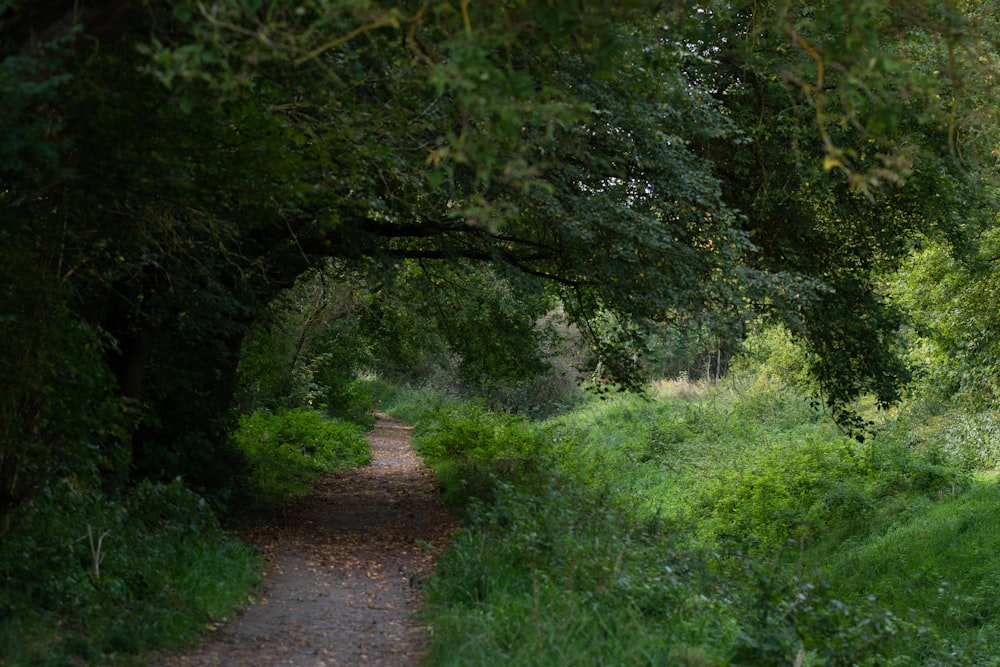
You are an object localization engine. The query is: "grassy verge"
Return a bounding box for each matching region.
[0,407,372,666]
[400,379,1000,666]
[0,480,262,666]
[824,474,1000,664]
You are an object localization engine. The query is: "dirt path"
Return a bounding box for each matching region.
[153,414,458,667]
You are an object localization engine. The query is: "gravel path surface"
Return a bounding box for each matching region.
[153,415,457,667]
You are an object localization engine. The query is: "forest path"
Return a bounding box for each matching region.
[153,414,458,667]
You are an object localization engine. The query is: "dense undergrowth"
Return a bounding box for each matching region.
[0,408,369,666]
[0,479,260,666]
[376,370,1000,665]
[5,339,999,666]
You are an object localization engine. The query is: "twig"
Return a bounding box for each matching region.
[86,524,110,581]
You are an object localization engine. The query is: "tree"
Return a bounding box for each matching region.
[236,260,376,422]
[210,0,993,414]
[1,0,314,507]
[679,0,999,421]
[1,0,997,520]
[891,230,1000,408]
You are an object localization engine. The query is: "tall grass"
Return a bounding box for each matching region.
[402,370,1000,666]
[0,480,262,666]
[825,475,1000,665]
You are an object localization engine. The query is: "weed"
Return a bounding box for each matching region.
[412,401,545,508]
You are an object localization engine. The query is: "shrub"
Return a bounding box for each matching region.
[725,325,829,432]
[231,408,370,510]
[939,411,1000,472]
[696,436,880,555]
[696,426,971,559]
[410,385,978,667]
[412,401,545,508]
[730,561,899,666]
[322,378,378,429]
[422,478,734,666]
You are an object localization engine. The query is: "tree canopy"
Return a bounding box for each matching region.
[2,0,998,516]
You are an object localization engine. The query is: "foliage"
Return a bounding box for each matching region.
[405,263,559,390]
[421,478,735,666]
[409,388,933,666]
[935,412,1000,473]
[238,258,575,424]
[360,261,576,408]
[1,0,997,527]
[0,479,260,666]
[696,436,878,555]
[694,430,965,560]
[730,326,817,393]
[825,477,1000,665]
[686,0,998,423]
[364,376,452,426]
[890,234,1000,409]
[643,321,739,383]
[730,563,899,667]
[0,4,74,177]
[0,14,300,516]
[136,0,999,414]
[402,310,1000,664]
[412,401,545,508]
[230,408,370,511]
[0,293,133,525]
[2,1,999,661]
[236,262,377,427]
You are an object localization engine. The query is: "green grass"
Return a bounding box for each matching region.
[364,375,452,424]
[0,405,374,666]
[420,480,736,666]
[403,376,1000,666]
[0,480,263,666]
[823,474,1000,664]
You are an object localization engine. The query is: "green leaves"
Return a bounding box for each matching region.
[231,408,369,509]
[134,0,998,411]
[890,232,1000,407]
[2,0,999,520]
[0,21,76,179]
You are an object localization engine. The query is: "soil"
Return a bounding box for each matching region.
[152,414,459,667]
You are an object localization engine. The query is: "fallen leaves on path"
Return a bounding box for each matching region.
[153,414,459,667]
